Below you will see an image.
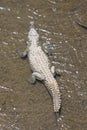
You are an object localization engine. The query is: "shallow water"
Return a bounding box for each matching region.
[0,0,87,130]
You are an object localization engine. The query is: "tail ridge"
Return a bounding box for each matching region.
[53,90,61,112]
[51,83,61,112]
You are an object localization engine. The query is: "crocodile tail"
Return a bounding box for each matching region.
[52,87,61,112]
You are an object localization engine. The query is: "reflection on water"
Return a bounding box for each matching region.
[0,0,87,130]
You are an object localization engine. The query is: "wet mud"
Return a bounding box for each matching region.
[0,0,87,130]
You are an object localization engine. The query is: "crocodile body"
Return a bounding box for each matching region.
[20,22,61,112]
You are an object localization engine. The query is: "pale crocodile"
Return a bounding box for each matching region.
[18,22,61,112]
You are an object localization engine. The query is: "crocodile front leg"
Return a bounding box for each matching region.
[28,72,45,84]
[17,48,28,58]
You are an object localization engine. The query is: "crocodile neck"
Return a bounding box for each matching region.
[29,40,38,48]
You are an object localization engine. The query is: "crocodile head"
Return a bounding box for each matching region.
[28,21,39,45]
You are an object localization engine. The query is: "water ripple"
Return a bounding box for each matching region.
[0,6,11,11]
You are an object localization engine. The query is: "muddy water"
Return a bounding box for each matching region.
[0,0,87,130]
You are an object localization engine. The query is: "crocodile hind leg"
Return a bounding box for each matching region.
[28,72,45,84]
[51,66,61,77]
[51,66,56,76]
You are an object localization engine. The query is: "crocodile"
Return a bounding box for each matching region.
[18,22,61,112]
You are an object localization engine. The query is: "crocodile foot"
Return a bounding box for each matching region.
[28,72,45,84]
[17,49,27,58]
[27,76,36,84]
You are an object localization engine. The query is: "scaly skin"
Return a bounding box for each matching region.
[19,22,61,112]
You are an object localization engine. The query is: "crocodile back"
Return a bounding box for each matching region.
[29,45,50,73]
